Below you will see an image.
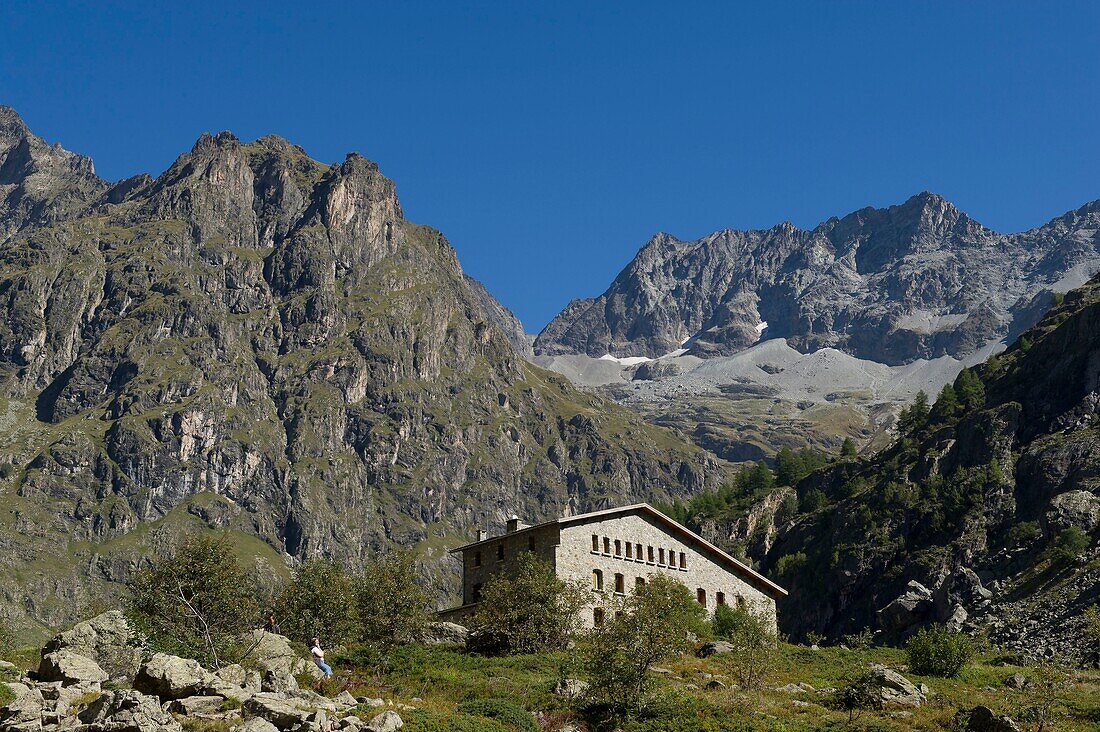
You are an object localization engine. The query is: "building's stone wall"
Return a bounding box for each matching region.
[457,523,561,605]
[557,513,777,631]
[446,508,780,634]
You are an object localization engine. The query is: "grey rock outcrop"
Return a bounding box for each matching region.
[423,622,468,647]
[876,581,934,634]
[536,193,1100,365]
[868,664,925,707]
[35,650,108,686]
[40,611,142,681]
[366,710,404,732]
[78,688,183,732]
[132,653,215,700]
[1044,490,1100,534]
[967,705,1021,731]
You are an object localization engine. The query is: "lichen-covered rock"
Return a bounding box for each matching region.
[366,710,404,732]
[40,610,143,682]
[77,688,182,732]
[36,650,108,686]
[132,653,215,700]
[1044,490,1100,534]
[423,622,468,647]
[242,692,312,729]
[868,664,925,708]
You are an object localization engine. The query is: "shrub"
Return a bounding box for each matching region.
[841,437,858,458]
[799,488,827,513]
[843,629,873,651]
[582,574,708,721]
[1008,521,1042,547]
[356,551,432,659]
[717,605,777,689]
[274,560,359,645]
[775,551,807,579]
[835,671,881,722]
[455,698,537,731]
[401,709,512,732]
[905,625,973,677]
[126,533,259,668]
[1051,527,1089,564]
[468,553,588,655]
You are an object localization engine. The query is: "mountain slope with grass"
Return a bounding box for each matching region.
[0,107,726,637]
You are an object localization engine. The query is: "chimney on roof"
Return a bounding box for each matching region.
[476,529,488,541]
[506,515,523,534]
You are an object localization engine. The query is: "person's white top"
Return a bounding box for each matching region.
[311,644,324,661]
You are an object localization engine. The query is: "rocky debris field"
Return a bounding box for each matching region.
[0,611,421,732]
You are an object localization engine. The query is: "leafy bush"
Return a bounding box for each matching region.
[775,552,807,579]
[455,698,537,731]
[834,671,881,722]
[356,551,432,659]
[1052,527,1089,563]
[799,488,827,513]
[127,533,260,668]
[843,629,873,651]
[467,553,588,655]
[582,574,708,721]
[905,625,973,677]
[1008,521,1042,547]
[274,560,359,645]
[716,605,777,689]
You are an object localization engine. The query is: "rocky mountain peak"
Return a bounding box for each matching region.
[536,193,1099,364]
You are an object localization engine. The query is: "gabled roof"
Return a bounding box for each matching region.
[451,502,787,599]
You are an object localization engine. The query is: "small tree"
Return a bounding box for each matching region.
[905,624,972,677]
[127,533,260,668]
[1014,661,1070,732]
[356,551,431,658]
[1051,527,1089,564]
[836,671,881,722]
[840,437,858,458]
[582,574,707,721]
[274,560,359,645]
[955,368,985,412]
[898,391,930,434]
[468,553,588,654]
[930,383,959,423]
[714,604,777,688]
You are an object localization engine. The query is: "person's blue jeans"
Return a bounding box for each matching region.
[317,660,333,677]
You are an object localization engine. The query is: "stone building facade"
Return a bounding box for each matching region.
[440,503,786,632]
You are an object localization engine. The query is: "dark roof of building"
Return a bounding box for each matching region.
[450,502,787,598]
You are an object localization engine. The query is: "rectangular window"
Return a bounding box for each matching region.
[496,544,505,561]
[592,569,603,591]
[636,576,646,590]
[592,534,599,552]
[474,551,482,568]
[625,543,633,559]
[717,592,726,606]
[614,539,622,556]
[528,537,536,552]
[472,583,483,602]
[603,536,611,554]
[614,573,625,593]
[636,543,643,561]
[679,551,687,569]
[647,546,654,563]
[658,548,665,565]
[697,588,707,607]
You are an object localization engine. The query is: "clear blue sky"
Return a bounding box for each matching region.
[2,2,1097,331]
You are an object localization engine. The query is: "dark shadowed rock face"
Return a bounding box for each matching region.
[535,193,1100,365]
[0,108,723,634]
[758,275,1100,660]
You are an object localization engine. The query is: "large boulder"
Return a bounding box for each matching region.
[132,653,215,700]
[243,692,313,729]
[423,622,468,647]
[242,630,323,680]
[967,705,1021,731]
[237,719,281,732]
[1044,490,1100,534]
[552,678,590,697]
[869,664,925,707]
[78,688,182,732]
[366,710,404,732]
[41,610,143,681]
[36,650,109,686]
[877,581,934,634]
[0,682,44,731]
[696,640,736,657]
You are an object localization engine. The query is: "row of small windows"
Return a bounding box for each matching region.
[472,536,537,567]
[591,534,687,569]
[591,568,746,613]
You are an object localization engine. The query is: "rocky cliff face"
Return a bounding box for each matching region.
[758,276,1100,660]
[535,193,1100,365]
[0,108,724,635]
